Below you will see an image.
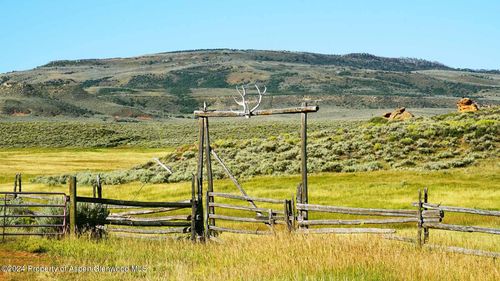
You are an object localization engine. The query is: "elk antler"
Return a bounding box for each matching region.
[250,85,267,112]
[234,85,248,114]
[232,84,267,117]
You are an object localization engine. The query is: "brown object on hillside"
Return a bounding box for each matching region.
[383,107,414,121]
[457,98,479,112]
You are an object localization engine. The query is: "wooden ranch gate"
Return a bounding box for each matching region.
[194,85,318,239]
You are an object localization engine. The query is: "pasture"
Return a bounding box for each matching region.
[0,146,498,280]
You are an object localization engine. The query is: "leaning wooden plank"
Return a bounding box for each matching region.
[108,227,189,234]
[209,202,284,215]
[194,106,319,118]
[209,214,268,223]
[424,244,500,258]
[211,149,261,213]
[209,226,272,235]
[296,204,417,217]
[423,223,500,235]
[153,158,173,174]
[383,236,500,258]
[420,203,500,217]
[76,196,191,208]
[299,218,418,226]
[299,228,396,234]
[209,192,285,204]
[106,217,191,227]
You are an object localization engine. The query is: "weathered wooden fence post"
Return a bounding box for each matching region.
[97,174,102,199]
[17,174,22,194]
[196,116,206,240]
[284,199,293,231]
[191,174,196,241]
[296,183,303,223]
[13,174,18,198]
[204,117,215,237]
[300,102,308,225]
[423,187,429,243]
[69,176,77,236]
[417,189,423,247]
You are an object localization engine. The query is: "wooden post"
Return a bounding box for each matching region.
[97,175,102,199]
[204,117,215,235]
[92,175,99,198]
[197,117,205,238]
[284,199,293,232]
[13,174,18,198]
[17,174,22,193]
[300,102,308,224]
[423,187,429,243]
[69,176,77,236]
[296,183,303,223]
[191,174,196,241]
[417,189,423,247]
[2,194,6,240]
[268,209,274,232]
[204,190,210,240]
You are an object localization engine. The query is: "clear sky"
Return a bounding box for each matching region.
[1,0,499,73]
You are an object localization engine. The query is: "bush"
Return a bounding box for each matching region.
[37,200,109,239]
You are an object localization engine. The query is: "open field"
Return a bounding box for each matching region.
[0,148,172,184]
[0,146,498,280]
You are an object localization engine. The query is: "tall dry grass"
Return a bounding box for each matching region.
[2,232,499,281]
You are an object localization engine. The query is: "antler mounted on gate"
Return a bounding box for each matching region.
[233,84,267,117]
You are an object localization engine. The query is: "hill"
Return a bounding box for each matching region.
[1,49,499,118]
[33,107,499,185]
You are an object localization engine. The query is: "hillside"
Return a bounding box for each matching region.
[33,107,499,185]
[1,49,499,118]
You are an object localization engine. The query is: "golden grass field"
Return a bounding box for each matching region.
[0,148,498,280]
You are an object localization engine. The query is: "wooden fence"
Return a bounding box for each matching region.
[409,188,500,257]
[3,173,498,257]
[295,203,423,234]
[69,175,203,240]
[206,192,294,236]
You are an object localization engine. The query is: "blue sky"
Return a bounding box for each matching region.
[1,0,499,73]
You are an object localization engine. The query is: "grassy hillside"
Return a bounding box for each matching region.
[1,49,499,118]
[33,107,499,185]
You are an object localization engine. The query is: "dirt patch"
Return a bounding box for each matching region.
[0,247,49,280]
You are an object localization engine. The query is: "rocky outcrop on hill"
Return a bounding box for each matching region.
[457,98,479,112]
[383,107,414,121]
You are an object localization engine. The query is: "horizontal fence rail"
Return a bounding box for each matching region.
[423,223,500,235]
[412,202,500,217]
[296,203,418,217]
[76,196,192,208]
[299,218,419,226]
[299,228,397,234]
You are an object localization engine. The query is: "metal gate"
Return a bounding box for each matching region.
[1,191,68,239]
